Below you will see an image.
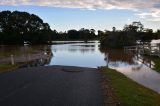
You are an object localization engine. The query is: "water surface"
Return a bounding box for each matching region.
[1,40,160,93]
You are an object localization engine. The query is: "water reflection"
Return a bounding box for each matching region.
[49,41,106,67]
[0,45,53,66]
[100,47,160,93]
[1,41,160,93]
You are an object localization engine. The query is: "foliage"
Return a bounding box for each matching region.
[99,21,157,48]
[100,31,136,48]
[1,11,160,45]
[51,28,97,40]
[0,11,52,44]
[0,64,18,73]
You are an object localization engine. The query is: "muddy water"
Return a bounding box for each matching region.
[0,40,160,93]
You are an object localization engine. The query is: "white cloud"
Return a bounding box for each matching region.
[0,0,158,10]
[0,0,160,22]
[136,8,160,22]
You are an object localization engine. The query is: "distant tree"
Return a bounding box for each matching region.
[98,30,104,37]
[0,11,52,44]
[123,21,144,32]
[154,29,160,39]
[100,21,155,48]
[67,29,79,39]
[132,21,144,32]
[90,29,95,36]
[112,27,116,32]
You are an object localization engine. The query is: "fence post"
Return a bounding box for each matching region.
[149,43,151,55]
[158,44,160,57]
[11,55,15,65]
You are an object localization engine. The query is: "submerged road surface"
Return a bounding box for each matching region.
[0,66,104,106]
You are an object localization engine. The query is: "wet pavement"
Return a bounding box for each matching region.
[0,66,104,106]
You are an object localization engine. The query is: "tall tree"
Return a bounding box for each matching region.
[0,11,52,44]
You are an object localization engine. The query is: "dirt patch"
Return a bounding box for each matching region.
[100,68,120,106]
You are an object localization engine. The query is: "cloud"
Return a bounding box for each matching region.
[0,0,160,21]
[136,8,160,22]
[0,0,158,10]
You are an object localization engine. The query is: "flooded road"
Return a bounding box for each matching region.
[0,40,160,93]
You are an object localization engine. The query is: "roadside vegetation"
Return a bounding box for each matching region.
[0,64,18,73]
[100,67,160,106]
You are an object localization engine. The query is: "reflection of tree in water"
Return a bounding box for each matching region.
[99,47,136,67]
[72,44,95,53]
[68,48,95,53]
[0,45,53,67]
[71,45,95,47]
[99,47,155,69]
[68,44,95,53]
[132,64,143,71]
[134,55,155,69]
[21,45,53,67]
[52,44,95,53]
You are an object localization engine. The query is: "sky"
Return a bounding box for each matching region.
[0,0,160,32]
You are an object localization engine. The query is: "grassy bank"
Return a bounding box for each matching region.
[100,67,160,106]
[0,64,18,73]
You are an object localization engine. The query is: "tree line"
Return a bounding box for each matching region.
[0,11,160,46]
[0,11,52,44]
[0,11,97,44]
[51,28,97,41]
[99,22,160,48]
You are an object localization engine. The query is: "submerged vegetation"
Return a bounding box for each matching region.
[100,67,160,106]
[144,55,160,72]
[100,22,160,48]
[0,64,18,73]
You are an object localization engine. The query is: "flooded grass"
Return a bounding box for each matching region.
[145,55,160,72]
[100,67,160,106]
[0,64,18,73]
[0,45,43,57]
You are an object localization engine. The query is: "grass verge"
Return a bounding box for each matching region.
[0,64,18,73]
[99,67,160,106]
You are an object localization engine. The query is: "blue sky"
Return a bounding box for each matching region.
[0,0,160,32]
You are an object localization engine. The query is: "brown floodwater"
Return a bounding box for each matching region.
[0,40,160,93]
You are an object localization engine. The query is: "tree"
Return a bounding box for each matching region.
[67,29,79,39]
[100,21,154,48]
[123,21,144,32]
[90,29,95,36]
[112,27,116,32]
[0,11,52,44]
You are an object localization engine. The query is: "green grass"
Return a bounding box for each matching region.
[100,67,160,106]
[0,64,18,73]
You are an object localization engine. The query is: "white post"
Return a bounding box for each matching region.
[11,55,15,65]
[158,44,160,57]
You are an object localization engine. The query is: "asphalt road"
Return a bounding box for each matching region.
[0,66,104,106]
